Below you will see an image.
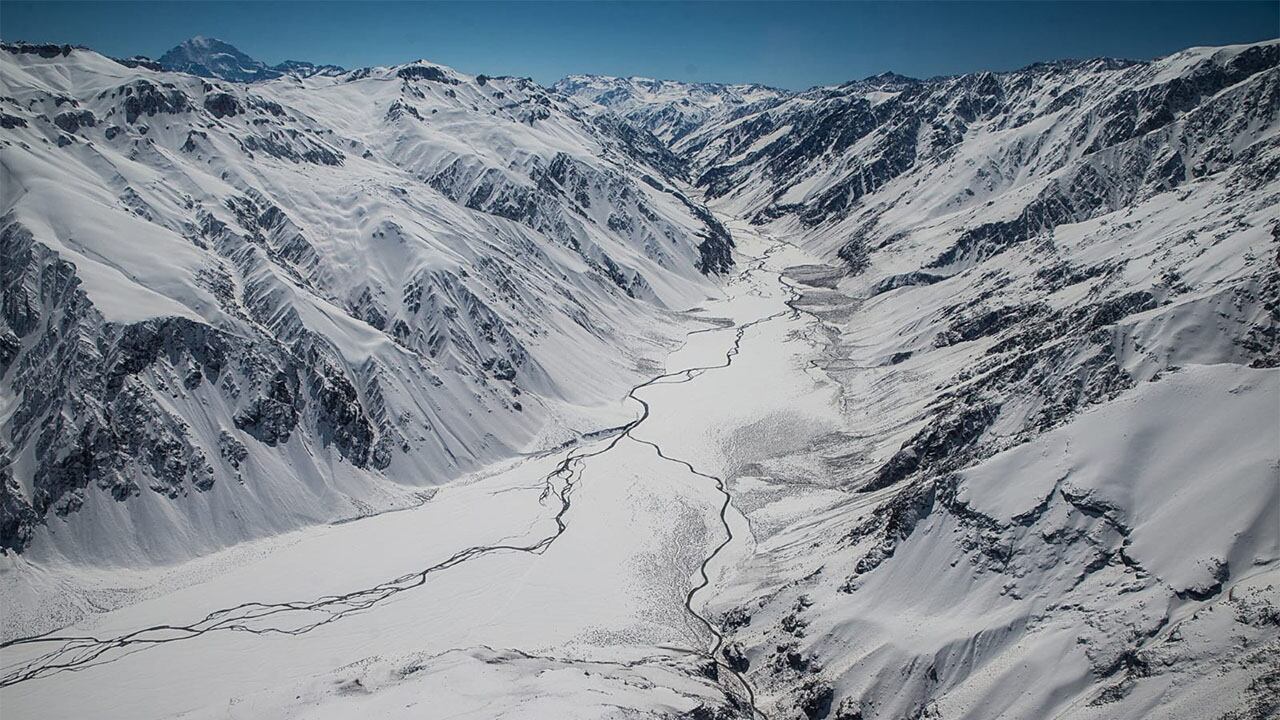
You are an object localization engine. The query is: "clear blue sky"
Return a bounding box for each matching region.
[2,1,1276,89]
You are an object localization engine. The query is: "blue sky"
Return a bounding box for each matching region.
[3,1,1276,89]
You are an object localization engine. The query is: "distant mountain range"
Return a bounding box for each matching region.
[152,35,345,81]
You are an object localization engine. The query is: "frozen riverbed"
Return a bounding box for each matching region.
[1,223,843,719]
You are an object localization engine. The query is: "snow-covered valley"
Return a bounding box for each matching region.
[2,35,1278,720]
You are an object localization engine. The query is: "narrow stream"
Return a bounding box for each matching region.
[2,234,808,720]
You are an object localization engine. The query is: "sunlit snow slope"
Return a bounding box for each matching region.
[652,40,1280,720]
[0,42,733,566]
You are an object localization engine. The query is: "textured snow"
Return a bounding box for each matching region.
[0,43,732,569]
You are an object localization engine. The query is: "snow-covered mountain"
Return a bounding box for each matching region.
[661,41,1280,720]
[156,35,285,82]
[0,40,732,563]
[555,74,789,144]
[555,41,1279,720]
[1,35,1277,720]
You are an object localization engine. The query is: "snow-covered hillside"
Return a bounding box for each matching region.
[0,40,733,565]
[662,40,1280,720]
[1,35,1277,720]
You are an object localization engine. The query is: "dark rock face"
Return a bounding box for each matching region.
[1034,260,1120,293]
[1176,559,1230,601]
[203,92,242,119]
[927,165,1120,269]
[1084,43,1280,154]
[119,80,191,123]
[396,64,459,84]
[798,681,835,719]
[866,403,1001,492]
[0,462,39,554]
[799,120,920,227]
[114,55,164,71]
[593,114,689,181]
[933,302,1049,348]
[301,343,376,466]
[238,132,344,166]
[839,482,935,591]
[52,109,96,133]
[2,42,75,58]
[1,220,234,549]
[722,642,750,673]
[0,205,392,553]
[869,271,946,296]
[217,430,248,469]
[695,215,736,275]
[158,36,283,83]
[234,371,301,446]
[836,236,870,275]
[385,99,423,122]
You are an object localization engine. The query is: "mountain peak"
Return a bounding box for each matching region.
[158,36,282,82]
[170,35,236,53]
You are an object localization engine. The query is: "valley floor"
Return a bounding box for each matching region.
[0,222,842,719]
[4,211,1278,720]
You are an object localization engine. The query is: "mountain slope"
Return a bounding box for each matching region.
[682,43,1279,240]
[0,42,731,564]
[665,41,1280,720]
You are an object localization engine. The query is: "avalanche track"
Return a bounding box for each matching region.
[0,222,824,719]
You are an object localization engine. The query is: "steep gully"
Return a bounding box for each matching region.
[1,227,819,717]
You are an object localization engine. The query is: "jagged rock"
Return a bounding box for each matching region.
[798,680,835,720]
[722,642,750,672]
[396,64,458,84]
[52,109,96,133]
[866,402,1000,491]
[203,91,242,118]
[234,371,301,446]
[120,80,190,123]
[2,41,75,58]
[217,430,248,469]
